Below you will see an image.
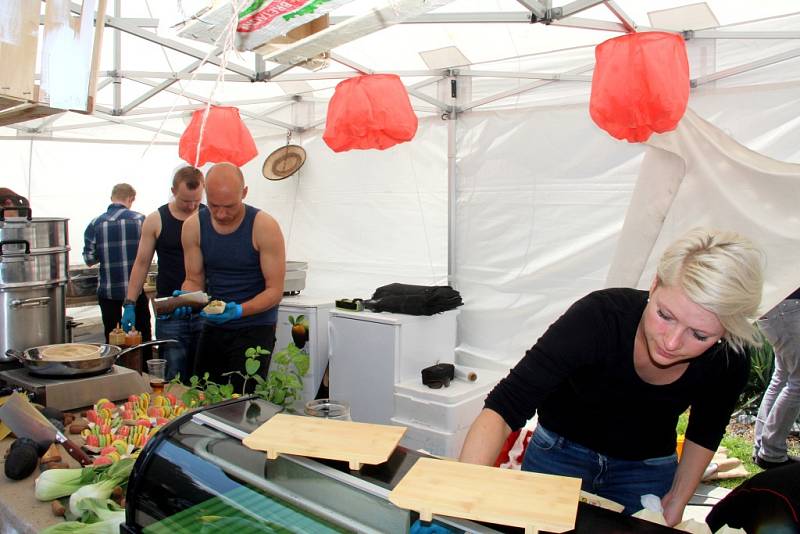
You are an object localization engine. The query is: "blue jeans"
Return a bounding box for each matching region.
[755,298,800,462]
[155,314,204,381]
[522,424,677,514]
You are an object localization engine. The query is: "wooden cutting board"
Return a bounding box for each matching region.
[242,413,406,470]
[389,458,581,534]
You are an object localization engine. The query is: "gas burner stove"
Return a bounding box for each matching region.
[0,365,149,410]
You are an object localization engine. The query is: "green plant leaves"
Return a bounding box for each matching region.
[245,358,261,376]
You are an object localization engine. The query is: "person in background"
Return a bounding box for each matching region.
[83,183,151,343]
[753,288,800,469]
[459,228,764,527]
[180,162,285,390]
[0,188,30,218]
[121,166,205,380]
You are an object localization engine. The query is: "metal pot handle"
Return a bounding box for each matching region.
[113,339,180,360]
[3,349,25,363]
[0,239,31,256]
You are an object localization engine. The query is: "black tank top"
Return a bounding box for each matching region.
[154,204,190,297]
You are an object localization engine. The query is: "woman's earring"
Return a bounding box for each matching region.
[716,339,722,344]
[647,298,650,303]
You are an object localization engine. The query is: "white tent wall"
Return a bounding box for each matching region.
[453,104,643,366]
[242,117,449,297]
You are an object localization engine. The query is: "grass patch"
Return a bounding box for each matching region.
[717,433,757,489]
[676,412,758,489]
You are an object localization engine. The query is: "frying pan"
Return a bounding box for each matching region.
[4,339,177,377]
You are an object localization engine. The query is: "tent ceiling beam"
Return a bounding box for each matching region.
[463,70,592,82]
[100,69,450,82]
[515,1,548,20]
[101,71,251,82]
[692,45,800,87]
[550,0,606,20]
[334,12,534,24]
[119,104,206,116]
[92,111,183,137]
[260,0,457,67]
[460,63,595,112]
[691,30,800,39]
[130,80,302,132]
[76,3,257,79]
[46,112,191,133]
[119,56,210,115]
[602,0,637,33]
[262,62,298,82]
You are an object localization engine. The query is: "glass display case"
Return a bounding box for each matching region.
[122,397,681,534]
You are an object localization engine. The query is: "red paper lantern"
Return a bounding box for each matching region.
[178,106,258,167]
[590,32,690,143]
[323,74,418,152]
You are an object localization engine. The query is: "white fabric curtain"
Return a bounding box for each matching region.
[607,109,800,313]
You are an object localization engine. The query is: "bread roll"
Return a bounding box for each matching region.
[203,300,226,315]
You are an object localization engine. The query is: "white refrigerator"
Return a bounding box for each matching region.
[274,295,334,405]
[328,309,459,425]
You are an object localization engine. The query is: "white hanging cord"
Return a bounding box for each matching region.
[193,0,249,167]
[141,0,249,161]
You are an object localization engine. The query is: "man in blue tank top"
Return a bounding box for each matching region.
[181,162,286,391]
[122,166,205,380]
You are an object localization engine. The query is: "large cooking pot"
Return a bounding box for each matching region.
[4,339,178,377]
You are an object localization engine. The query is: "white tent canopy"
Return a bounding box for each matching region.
[3,1,800,368]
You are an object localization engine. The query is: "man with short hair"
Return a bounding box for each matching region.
[122,166,205,380]
[83,183,151,343]
[181,162,285,390]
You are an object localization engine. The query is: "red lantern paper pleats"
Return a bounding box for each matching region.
[323,74,418,152]
[179,106,258,167]
[590,32,690,143]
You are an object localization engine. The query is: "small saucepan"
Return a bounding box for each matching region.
[5,339,178,378]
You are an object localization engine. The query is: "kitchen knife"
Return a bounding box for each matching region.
[0,393,92,466]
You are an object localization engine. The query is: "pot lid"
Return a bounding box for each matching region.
[262,144,307,181]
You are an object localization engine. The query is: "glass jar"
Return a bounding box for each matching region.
[304,399,351,421]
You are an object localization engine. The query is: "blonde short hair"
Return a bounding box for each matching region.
[657,227,764,353]
[111,183,136,201]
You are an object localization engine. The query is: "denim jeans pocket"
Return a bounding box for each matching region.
[642,452,678,467]
[530,425,563,451]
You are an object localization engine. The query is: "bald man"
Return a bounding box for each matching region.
[181,162,286,390]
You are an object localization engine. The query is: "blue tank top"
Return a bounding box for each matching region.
[199,204,277,328]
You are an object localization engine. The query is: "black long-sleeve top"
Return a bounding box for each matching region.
[485,288,749,460]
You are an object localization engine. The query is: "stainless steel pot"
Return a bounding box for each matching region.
[1,217,71,356]
[0,284,66,359]
[4,339,178,377]
[0,217,68,250]
[0,247,69,287]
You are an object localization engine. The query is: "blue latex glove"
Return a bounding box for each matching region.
[201,301,242,324]
[121,304,136,332]
[170,289,192,319]
[409,520,455,534]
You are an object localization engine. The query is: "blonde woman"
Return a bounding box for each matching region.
[460,228,764,526]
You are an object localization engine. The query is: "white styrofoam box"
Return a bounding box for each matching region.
[393,367,504,432]
[391,416,470,459]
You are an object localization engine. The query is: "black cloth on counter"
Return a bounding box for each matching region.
[366,283,463,315]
